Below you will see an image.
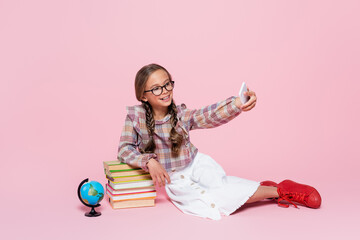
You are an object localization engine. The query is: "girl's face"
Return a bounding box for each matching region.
[142,69,173,112]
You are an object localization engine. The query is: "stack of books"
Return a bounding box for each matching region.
[103,161,156,209]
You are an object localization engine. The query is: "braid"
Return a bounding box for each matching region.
[168,101,183,157]
[142,102,156,153]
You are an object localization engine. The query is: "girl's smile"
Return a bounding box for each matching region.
[160,94,171,102]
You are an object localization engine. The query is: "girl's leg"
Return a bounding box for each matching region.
[246,186,278,204]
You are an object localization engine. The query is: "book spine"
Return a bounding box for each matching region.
[108,180,154,190]
[109,198,155,209]
[108,168,143,173]
[103,161,141,171]
[109,174,148,179]
[106,183,155,192]
[106,176,152,183]
[109,195,156,202]
[107,189,156,197]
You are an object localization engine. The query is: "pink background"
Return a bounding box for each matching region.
[1,0,359,239]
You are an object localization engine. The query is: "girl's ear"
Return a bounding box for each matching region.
[141,96,148,102]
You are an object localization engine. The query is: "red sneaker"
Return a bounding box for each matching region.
[277,180,322,209]
[260,180,278,187]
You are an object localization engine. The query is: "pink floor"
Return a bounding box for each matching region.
[3,169,359,240]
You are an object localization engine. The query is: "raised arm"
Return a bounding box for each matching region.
[183,96,242,130]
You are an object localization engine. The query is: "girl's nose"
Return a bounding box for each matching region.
[162,88,169,94]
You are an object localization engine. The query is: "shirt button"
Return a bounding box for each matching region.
[180,175,184,179]
[211,203,215,208]
[201,190,205,194]
[171,169,176,172]
[190,183,195,185]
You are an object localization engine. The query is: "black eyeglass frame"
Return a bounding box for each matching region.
[144,80,175,96]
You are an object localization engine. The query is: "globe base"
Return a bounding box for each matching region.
[85,206,101,217]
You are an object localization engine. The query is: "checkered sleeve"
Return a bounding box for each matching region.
[117,115,157,172]
[184,96,242,130]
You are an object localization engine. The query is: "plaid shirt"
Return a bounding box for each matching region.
[117,96,242,173]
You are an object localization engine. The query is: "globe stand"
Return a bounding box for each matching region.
[78,178,102,217]
[85,206,101,217]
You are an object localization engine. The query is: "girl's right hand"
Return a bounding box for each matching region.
[147,158,171,187]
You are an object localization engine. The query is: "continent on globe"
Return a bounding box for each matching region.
[80,181,104,206]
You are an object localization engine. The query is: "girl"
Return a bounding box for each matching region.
[117,63,321,220]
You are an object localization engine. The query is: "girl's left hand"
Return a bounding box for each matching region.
[240,88,257,111]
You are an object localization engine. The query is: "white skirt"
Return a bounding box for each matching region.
[165,152,260,220]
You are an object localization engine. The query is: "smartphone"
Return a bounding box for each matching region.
[239,82,250,104]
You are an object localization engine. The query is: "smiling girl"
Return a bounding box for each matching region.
[117,63,321,220]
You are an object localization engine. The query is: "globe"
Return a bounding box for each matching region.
[80,181,104,205]
[77,179,104,217]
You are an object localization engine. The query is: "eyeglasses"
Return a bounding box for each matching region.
[144,80,175,96]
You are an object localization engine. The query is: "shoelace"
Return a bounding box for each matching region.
[277,191,307,209]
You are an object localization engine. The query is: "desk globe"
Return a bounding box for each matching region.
[77,178,104,217]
